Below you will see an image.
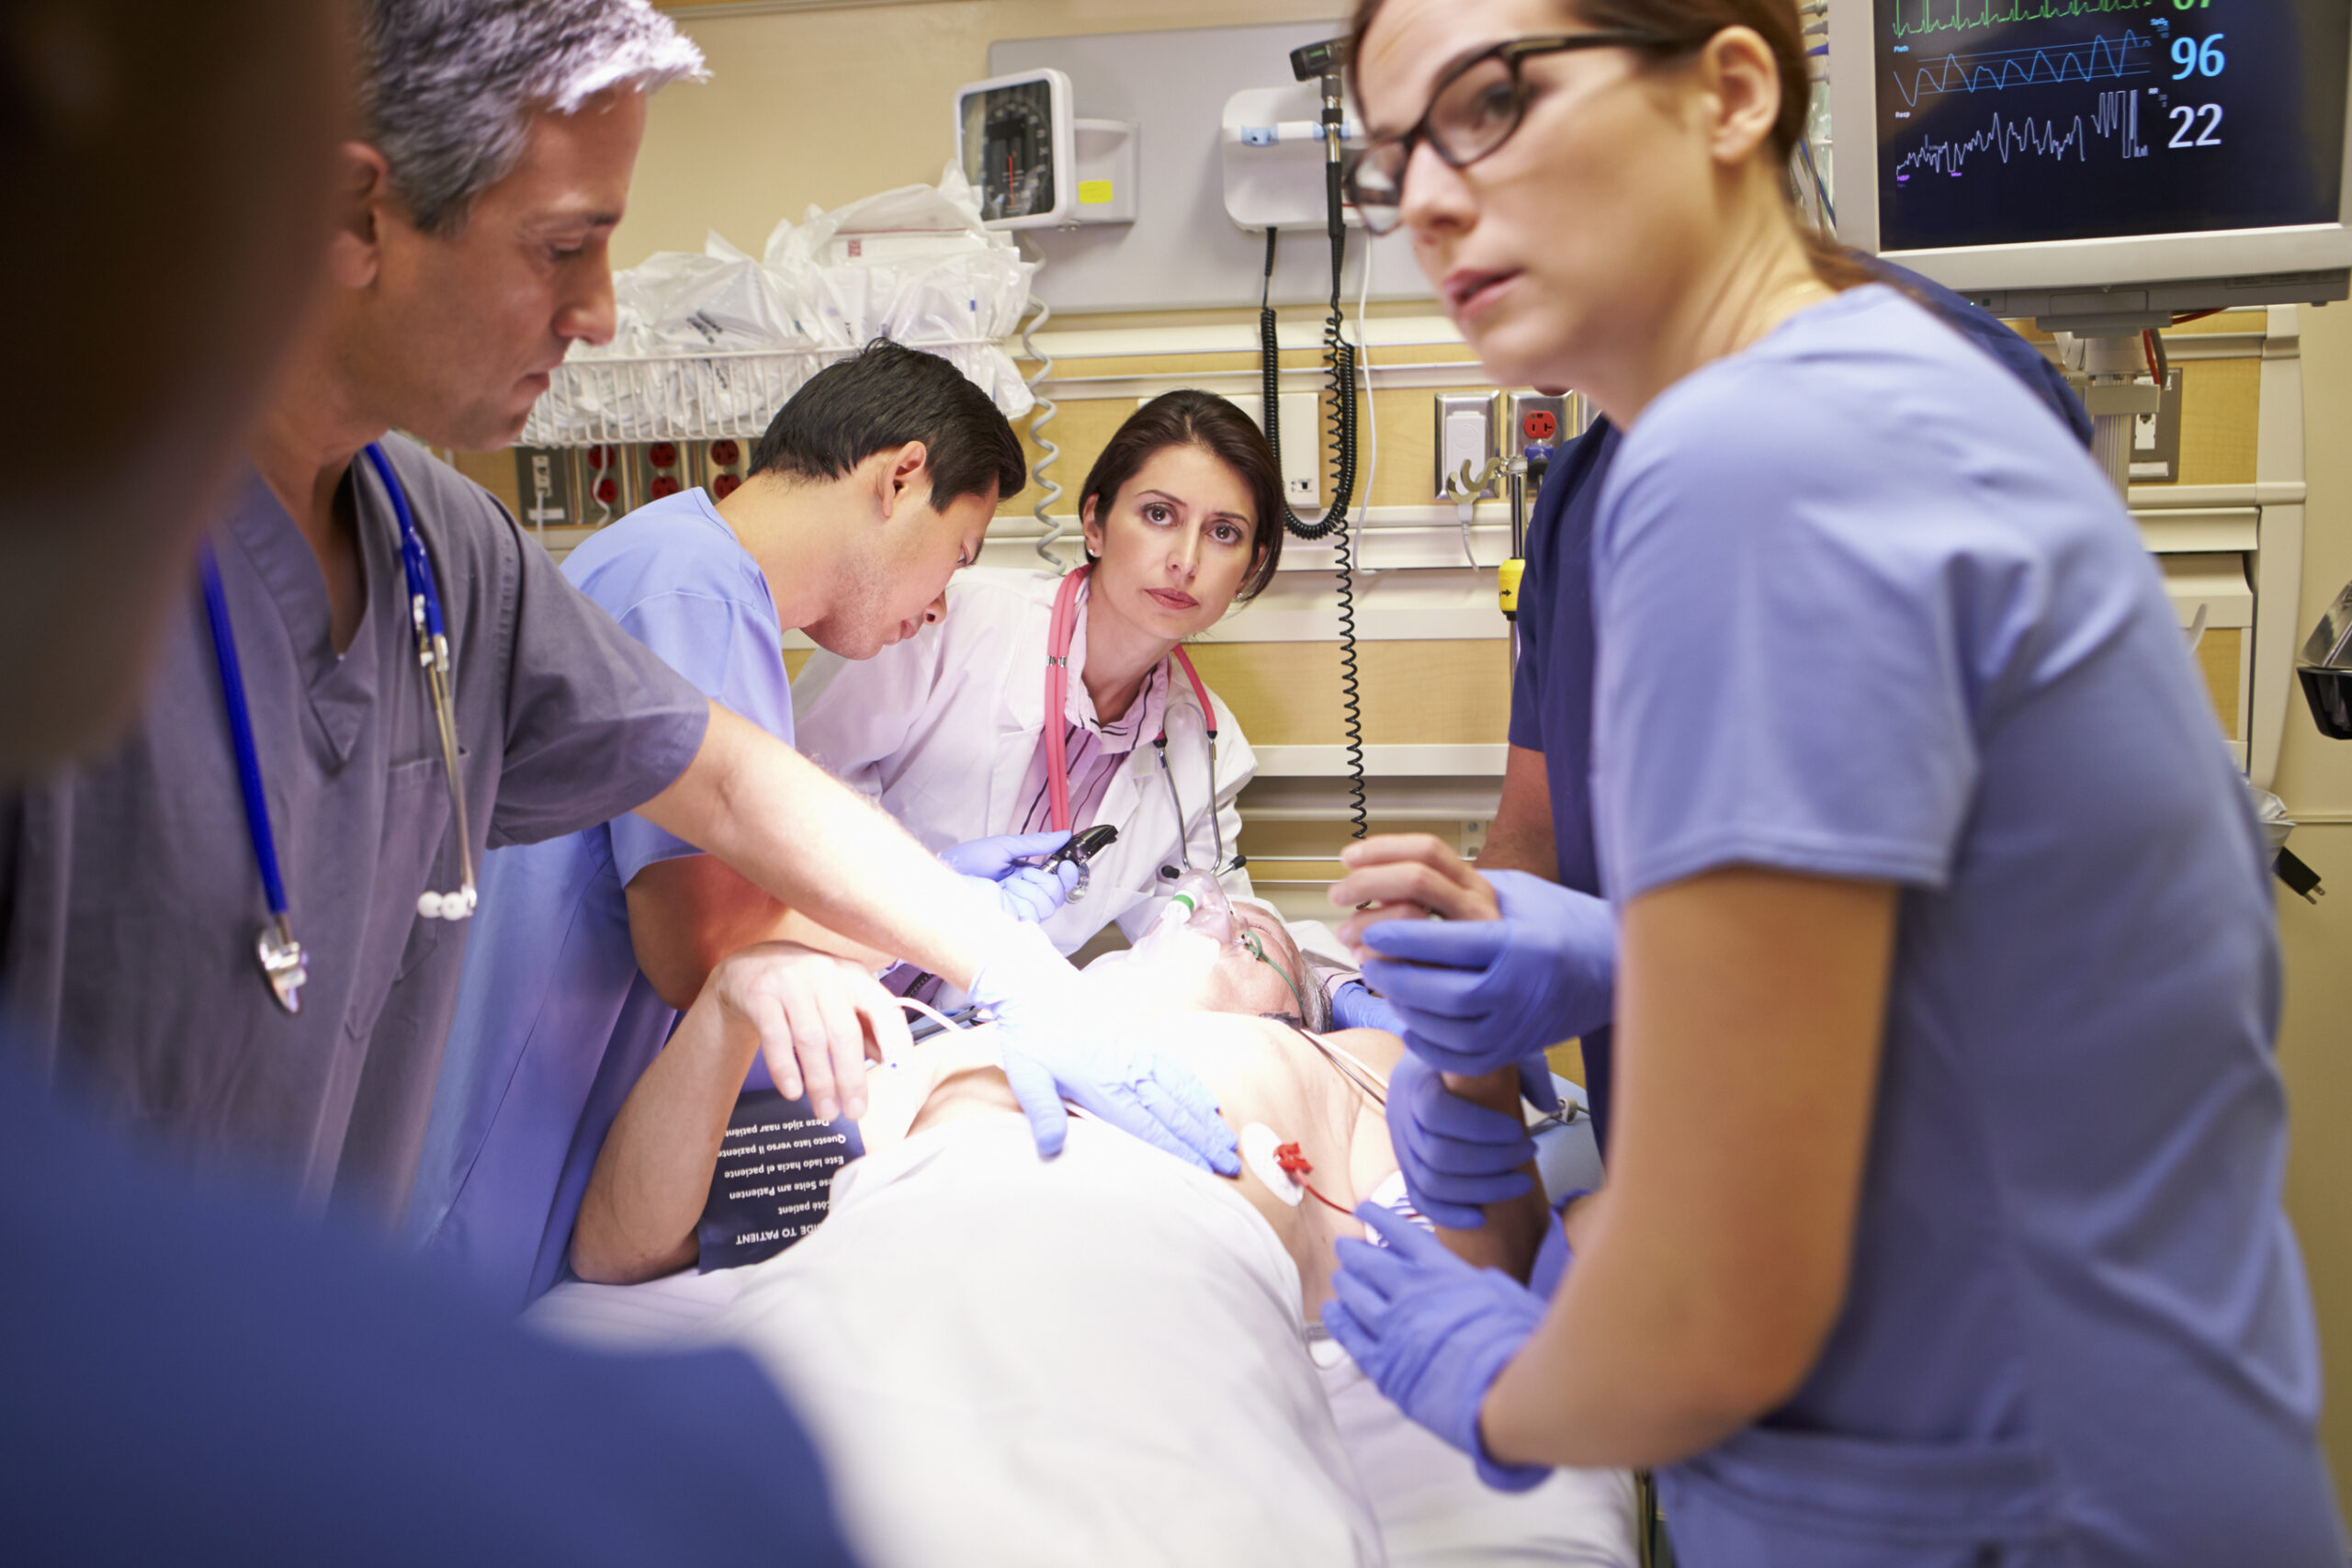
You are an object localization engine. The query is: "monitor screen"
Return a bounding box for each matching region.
[1873,0,2349,254]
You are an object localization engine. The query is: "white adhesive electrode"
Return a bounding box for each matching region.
[1240,1122,1304,1206]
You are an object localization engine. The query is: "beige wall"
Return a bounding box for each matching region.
[642,0,2352,1497]
[624,0,1350,270]
[2276,301,2352,1505]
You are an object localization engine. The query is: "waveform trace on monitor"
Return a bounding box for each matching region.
[1890,0,2164,41]
[1894,90,2153,180]
[1891,28,2154,108]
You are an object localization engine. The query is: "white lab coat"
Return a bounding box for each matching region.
[793,569,1256,956]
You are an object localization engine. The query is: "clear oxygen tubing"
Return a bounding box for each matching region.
[1020,276,1069,570]
[899,996,966,1037]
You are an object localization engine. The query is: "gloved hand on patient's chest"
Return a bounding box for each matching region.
[1357,871,1616,1077]
[967,924,1242,1178]
[1324,1202,1553,1493]
[942,830,1083,924]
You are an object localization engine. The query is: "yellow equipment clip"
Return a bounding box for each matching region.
[1498,557,1525,622]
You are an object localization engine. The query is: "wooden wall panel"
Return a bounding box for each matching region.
[2198,627,2244,738]
[2177,357,2260,487]
[1184,639,1514,746]
[1002,377,1499,518]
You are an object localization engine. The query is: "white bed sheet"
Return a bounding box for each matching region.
[526,1120,1634,1568]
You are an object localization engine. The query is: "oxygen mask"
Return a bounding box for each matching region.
[1082,872,1244,1007]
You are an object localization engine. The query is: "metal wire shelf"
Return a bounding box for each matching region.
[519,338,1005,448]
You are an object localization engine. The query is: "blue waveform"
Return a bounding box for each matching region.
[1894,90,2148,179]
[1891,28,2152,108]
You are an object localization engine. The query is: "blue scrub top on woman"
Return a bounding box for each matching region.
[1507,258,2089,1156]
[1588,283,2339,1563]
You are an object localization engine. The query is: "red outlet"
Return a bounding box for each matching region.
[712,472,742,501]
[586,446,613,471]
[709,439,741,468]
[650,476,682,500]
[1522,409,1559,442]
[648,442,679,468]
[594,476,617,505]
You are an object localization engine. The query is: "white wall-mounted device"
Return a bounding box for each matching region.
[1220,83,1364,232]
[956,66,1137,230]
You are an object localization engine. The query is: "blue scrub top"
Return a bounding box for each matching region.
[0,1055,856,1566]
[411,490,793,1307]
[1508,259,2093,1154]
[1592,285,2339,1563]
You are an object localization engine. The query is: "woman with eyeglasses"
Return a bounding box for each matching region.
[1317,0,2346,1563]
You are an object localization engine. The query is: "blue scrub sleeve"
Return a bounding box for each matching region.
[488,531,711,850]
[1590,380,1983,901]
[605,589,797,887]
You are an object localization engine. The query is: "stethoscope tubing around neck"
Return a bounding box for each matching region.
[1043,565,1229,878]
[201,440,478,1015]
[198,546,291,922]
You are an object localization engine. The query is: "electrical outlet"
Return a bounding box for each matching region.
[1506,392,1571,455]
[1436,392,1498,500]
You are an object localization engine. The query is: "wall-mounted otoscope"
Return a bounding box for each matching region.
[1254,36,1369,836]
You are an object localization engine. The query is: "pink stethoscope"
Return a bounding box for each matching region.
[1045,566,1239,882]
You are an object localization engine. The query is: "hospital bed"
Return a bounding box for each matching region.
[526,1098,1632,1568]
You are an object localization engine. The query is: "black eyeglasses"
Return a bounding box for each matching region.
[1344,31,1688,235]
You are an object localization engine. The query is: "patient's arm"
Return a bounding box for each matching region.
[1430,1066,1554,1282]
[573,943,908,1286]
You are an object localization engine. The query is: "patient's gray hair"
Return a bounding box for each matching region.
[359,0,707,235]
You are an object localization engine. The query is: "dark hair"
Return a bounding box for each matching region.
[1346,0,1874,290]
[1079,390,1286,604]
[749,338,1027,510]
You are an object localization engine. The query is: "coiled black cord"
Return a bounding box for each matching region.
[1258,151,1367,835]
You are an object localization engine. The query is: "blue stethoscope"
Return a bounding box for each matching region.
[200,442,477,1014]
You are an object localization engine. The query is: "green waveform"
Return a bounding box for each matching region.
[1891,0,2165,38]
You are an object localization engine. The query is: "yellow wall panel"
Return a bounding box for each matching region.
[2176,357,2260,487]
[1185,640,1514,747]
[2196,627,2243,737]
[1003,378,1500,518]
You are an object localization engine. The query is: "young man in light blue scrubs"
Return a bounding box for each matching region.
[412,342,1035,1306]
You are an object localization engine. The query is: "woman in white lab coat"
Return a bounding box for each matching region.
[792,390,1283,958]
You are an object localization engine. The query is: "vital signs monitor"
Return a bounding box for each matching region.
[1830,0,2352,321]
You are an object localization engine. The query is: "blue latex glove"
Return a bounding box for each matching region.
[942,831,1082,924]
[1324,1202,1553,1492]
[1359,871,1617,1077]
[1387,1052,1562,1229]
[1526,1189,1589,1301]
[1330,980,1404,1033]
[967,926,1242,1177]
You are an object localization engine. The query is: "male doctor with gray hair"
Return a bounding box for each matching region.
[0,0,1239,1224]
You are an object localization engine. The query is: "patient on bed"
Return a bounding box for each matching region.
[568,907,1635,1568]
[572,900,1439,1310]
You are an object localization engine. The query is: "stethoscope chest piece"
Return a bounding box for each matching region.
[257,918,308,1015]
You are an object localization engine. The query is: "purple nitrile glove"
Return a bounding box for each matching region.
[1359,870,1616,1077]
[1387,1051,1560,1230]
[967,924,1241,1177]
[1323,1202,1552,1493]
[1526,1189,1590,1301]
[943,831,1083,924]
